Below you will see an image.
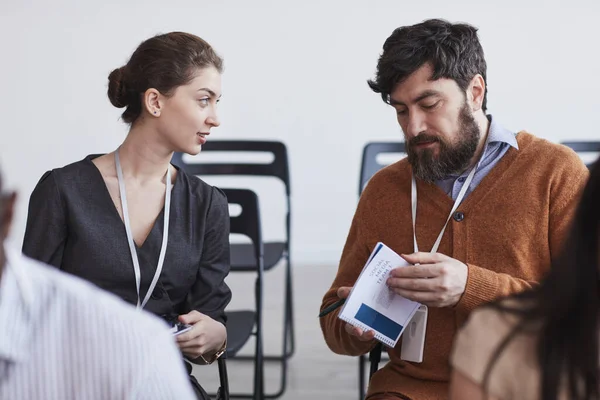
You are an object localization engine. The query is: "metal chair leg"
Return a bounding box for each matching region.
[232,257,294,399]
[284,258,295,358]
[358,354,366,400]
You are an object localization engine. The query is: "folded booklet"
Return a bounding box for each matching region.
[338,242,422,348]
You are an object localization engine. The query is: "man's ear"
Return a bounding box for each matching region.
[467,74,485,112]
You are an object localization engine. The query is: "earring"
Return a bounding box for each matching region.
[153,111,157,114]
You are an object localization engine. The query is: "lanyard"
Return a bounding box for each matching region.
[411,165,477,254]
[115,149,171,309]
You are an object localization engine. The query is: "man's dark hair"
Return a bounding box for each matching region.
[368,18,488,111]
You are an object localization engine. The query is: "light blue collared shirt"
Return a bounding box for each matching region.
[436,115,518,200]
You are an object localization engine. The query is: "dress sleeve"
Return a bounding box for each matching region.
[183,186,232,326]
[22,170,68,268]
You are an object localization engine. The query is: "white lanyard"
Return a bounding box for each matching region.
[411,166,477,254]
[115,149,172,309]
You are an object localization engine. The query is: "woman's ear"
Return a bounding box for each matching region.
[143,88,163,117]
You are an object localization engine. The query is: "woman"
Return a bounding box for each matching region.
[22,32,230,399]
[449,158,599,399]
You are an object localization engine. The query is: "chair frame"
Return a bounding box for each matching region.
[560,141,600,169]
[172,141,293,399]
[357,142,406,399]
[220,188,265,400]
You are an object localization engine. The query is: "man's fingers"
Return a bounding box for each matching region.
[337,286,352,299]
[361,329,375,341]
[390,264,438,278]
[345,323,375,341]
[387,276,438,291]
[391,288,442,305]
[401,252,445,265]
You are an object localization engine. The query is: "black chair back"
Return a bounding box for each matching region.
[359,142,406,196]
[220,188,265,399]
[224,188,264,257]
[357,142,405,399]
[172,140,290,195]
[561,141,600,169]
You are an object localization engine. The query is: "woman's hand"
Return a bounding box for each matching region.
[175,310,226,361]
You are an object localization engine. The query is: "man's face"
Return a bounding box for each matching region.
[389,63,481,183]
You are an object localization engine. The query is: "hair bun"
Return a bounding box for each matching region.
[107,66,130,108]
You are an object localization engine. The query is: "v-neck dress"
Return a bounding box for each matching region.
[22,155,231,324]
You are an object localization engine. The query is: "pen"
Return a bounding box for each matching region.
[318,298,346,318]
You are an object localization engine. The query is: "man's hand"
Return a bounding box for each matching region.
[386,252,468,307]
[337,286,375,341]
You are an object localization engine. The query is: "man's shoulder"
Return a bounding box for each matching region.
[516,132,586,172]
[21,254,169,341]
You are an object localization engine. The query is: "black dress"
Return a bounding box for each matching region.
[22,155,231,398]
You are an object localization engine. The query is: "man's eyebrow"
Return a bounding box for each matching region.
[389,90,441,106]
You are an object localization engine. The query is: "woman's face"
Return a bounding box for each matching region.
[155,66,222,155]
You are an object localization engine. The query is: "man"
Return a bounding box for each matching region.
[320,19,589,399]
[0,168,195,399]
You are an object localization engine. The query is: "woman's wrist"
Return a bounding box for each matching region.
[198,338,227,365]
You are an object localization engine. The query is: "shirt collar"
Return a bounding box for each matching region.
[486,114,519,150]
[0,248,34,363]
[437,115,517,181]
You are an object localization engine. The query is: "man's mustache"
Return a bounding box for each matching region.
[409,134,440,147]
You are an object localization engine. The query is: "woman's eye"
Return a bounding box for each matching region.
[198,98,209,106]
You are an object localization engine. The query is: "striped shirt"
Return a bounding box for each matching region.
[436,115,519,200]
[0,248,196,400]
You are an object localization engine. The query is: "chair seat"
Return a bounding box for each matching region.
[226,310,256,357]
[230,242,286,271]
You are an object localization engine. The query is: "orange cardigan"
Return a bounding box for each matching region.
[320,132,589,399]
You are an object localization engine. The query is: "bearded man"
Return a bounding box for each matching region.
[319,18,589,400]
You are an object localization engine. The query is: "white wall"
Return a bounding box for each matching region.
[1,0,599,267]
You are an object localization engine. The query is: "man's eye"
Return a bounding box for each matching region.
[422,101,440,110]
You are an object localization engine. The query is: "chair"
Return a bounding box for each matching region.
[561,141,600,169]
[359,142,407,196]
[357,142,406,400]
[216,357,230,400]
[219,188,265,399]
[172,141,293,399]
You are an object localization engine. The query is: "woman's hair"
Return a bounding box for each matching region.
[484,158,600,400]
[107,32,223,124]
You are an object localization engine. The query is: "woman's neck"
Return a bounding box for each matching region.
[117,125,173,184]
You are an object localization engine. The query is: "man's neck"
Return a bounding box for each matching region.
[469,112,491,169]
[118,124,174,184]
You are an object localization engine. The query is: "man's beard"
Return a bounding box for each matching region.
[407,103,481,183]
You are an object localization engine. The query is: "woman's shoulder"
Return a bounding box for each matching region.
[33,155,100,192]
[451,299,539,398]
[175,167,228,206]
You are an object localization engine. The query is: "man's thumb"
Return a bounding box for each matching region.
[337,286,352,299]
